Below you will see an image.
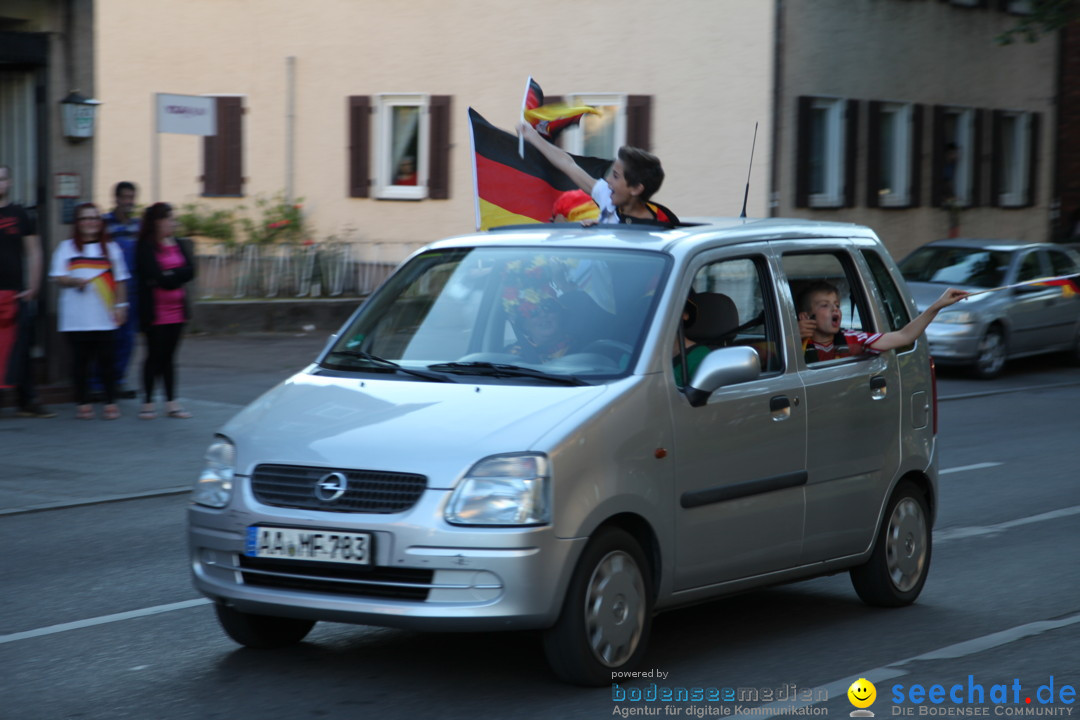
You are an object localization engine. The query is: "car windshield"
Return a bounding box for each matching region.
[322,246,670,381]
[899,246,1012,288]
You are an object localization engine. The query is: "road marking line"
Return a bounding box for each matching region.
[935,504,1080,543]
[940,462,1002,475]
[0,598,211,645]
[731,613,1080,719]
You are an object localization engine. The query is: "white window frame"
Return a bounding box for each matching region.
[998,111,1031,208]
[808,97,846,208]
[877,102,912,207]
[943,106,975,207]
[374,93,429,200]
[562,93,627,160]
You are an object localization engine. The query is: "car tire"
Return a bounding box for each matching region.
[970,326,1006,379]
[542,527,653,686]
[214,603,316,649]
[850,481,932,607]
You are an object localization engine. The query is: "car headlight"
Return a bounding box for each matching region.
[445,453,550,526]
[193,436,236,508]
[934,310,976,325]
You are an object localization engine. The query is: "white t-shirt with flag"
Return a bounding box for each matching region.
[49,239,131,332]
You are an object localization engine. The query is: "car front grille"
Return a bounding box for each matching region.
[237,556,433,601]
[251,464,427,513]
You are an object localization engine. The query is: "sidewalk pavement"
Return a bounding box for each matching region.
[0,331,332,515]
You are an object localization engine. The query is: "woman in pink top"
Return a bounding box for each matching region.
[135,203,196,419]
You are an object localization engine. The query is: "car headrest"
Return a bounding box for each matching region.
[684,292,739,345]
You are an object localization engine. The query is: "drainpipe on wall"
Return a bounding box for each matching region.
[286,56,296,203]
[770,0,784,218]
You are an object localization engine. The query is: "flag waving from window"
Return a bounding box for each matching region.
[521,77,600,142]
[469,108,611,230]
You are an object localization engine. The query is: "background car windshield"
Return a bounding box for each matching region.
[325,246,669,377]
[899,246,1011,288]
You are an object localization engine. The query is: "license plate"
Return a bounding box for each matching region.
[245,526,372,565]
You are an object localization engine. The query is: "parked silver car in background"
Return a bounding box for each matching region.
[898,238,1080,378]
[189,219,942,685]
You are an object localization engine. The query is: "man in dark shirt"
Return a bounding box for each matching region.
[0,164,54,417]
[101,181,140,397]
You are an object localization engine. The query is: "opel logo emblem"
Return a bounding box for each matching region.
[314,472,349,502]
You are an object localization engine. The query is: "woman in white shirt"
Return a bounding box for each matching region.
[50,203,130,420]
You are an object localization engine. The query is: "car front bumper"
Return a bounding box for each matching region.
[188,488,585,632]
[925,322,984,364]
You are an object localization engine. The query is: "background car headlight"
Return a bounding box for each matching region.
[934,310,976,325]
[193,436,236,508]
[445,453,550,526]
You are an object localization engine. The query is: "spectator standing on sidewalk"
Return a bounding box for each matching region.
[100,181,140,398]
[0,164,55,418]
[49,203,130,420]
[136,202,196,420]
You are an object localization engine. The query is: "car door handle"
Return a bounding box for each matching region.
[770,395,791,421]
[870,375,887,400]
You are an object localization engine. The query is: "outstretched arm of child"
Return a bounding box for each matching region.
[871,288,969,352]
[518,122,598,195]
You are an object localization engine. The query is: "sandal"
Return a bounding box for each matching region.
[76,405,94,420]
[103,404,121,421]
[138,406,157,420]
[166,408,193,419]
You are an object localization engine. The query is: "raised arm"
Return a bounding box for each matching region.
[518,122,598,195]
[871,288,969,352]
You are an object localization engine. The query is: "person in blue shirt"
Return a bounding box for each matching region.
[100,181,140,397]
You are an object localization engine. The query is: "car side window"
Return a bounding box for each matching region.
[1048,249,1080,277]
[688,256,783,375]
[1017,251,1044,282]
[782,251,876,365]
[861,250,911,332]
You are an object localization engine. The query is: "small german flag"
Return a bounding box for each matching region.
[469,108,611,230]
[521,78,599,142]
[1035,274,1080,298]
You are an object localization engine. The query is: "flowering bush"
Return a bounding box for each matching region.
[240,194,309,245]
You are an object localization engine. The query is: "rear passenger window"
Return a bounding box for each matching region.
[690,257,783,374]
[782,251,877,365]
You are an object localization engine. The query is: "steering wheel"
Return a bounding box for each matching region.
[580,339,634,363]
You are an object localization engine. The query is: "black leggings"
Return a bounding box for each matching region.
[68,330,117,405]
[143,323,184,403]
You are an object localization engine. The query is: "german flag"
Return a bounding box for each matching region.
[469,108,611,230]
[1035,274,1080,298]
[525,103,600,142]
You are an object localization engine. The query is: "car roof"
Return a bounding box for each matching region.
[425,217,880,256]
[917,238,1045,252]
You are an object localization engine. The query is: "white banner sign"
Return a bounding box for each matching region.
[156,93,216,135]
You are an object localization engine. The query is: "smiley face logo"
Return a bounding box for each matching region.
[848,678,877,709]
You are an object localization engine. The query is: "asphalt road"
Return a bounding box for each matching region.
[2,340,1078,720]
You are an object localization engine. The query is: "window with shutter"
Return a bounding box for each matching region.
[795,96,849,209]
[992,109,1036,207]
[202,96,244,197]
[348,95,371,198]
[867,101,919,208]
[932,105,976,208]
[428,95,452,200]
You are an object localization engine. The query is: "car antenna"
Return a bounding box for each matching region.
[739,122,758,219]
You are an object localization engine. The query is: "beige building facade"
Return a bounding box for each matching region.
[93,0,776,263]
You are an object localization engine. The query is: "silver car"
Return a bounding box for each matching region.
[189,219,940,685]
[898,238,1080,378]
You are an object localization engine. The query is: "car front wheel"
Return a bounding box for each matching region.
[542,527,653,686]
[850,481,931,607]
[971,326,1006,379]
[214,603,316,649]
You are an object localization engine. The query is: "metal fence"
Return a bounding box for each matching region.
[194,242,422,299]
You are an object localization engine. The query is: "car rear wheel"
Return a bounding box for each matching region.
[214,603,316,649]
[542,527,653,686]
[971,326,1006,379]
[850,481,931,607]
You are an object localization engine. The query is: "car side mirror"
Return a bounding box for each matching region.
[685,346,761,407]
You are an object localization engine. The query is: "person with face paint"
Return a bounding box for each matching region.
[797,280,968,363]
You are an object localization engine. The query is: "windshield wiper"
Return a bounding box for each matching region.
[325,349,457,383]
[427,361,589,386]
